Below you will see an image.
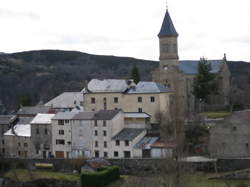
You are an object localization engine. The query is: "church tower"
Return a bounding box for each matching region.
[158,9,179,70]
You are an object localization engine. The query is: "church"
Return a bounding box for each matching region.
[152,8,231,116]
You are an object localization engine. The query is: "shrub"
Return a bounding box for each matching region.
[81,166,120,187]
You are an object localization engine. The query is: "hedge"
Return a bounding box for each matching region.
[81,166,120,187]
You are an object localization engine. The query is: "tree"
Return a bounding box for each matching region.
[193,57,217,103]
[130,65,140,84]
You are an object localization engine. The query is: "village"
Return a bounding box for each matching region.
[0,5,250,187]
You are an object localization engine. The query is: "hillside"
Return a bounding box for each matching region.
[0,50,158,112]
[0,50,250,113]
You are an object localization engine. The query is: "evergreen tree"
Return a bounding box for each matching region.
[193,57,217,103]
[130,65,140,84]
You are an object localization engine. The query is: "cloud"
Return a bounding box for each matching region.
[0,8,40,21]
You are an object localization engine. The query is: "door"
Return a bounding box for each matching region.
[55,151,64,158]
[43,151,46,158]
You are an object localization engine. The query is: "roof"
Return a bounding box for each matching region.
[112,128,145,141]
[0,115,16,125]
[72,112,96,120]
[4,124,31,137]
[17,106,50,115]
[128,81,171,94]
[52,112,77,120]
[16,117,33,125]
[134,137,159,149]
[181,156,217,163]
[179,60,224,75]
[151,140,176,148]
[124,112,150,118]
[158,10,178,37]
[87,79,130,93]
[93,110,121,120]
[85,158,111,169]
[45,92,83,109]
[30,113,55,124]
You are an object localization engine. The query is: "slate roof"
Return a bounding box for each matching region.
[158,10,178,37]
[30,113,55,124]
[134,137,159,149]
[72,112,96,120]
[87,79,130,93]
[112,128,145,141]
[4,124,31,137]
[45,92,83,109]
[124,112,150,118]
[52,112,77,120]
[0,115,16,125]
[16,117,33,125]
[93,110,121,120]
[17,106,50,116]
[128,81,171,94]
[179,60,224,75]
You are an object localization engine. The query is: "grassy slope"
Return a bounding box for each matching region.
[4,169,80,182]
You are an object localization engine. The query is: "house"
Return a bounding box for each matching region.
[45,92,84,112]
[133,137,159,158]
[3,117,34,158]
[152,9,231,116]
[17,106,52,117]
[124,112,150,129]
[30,113,55,158]
[0,115,17,156]
[150,140,176,158]
[111,128,146,158]
[51,112,77,158]
[83,79,172,123]
[209,110,250,158]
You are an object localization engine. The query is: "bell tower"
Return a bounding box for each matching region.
[158,9,179,70]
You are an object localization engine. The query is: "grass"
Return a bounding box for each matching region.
[4,169,80,182]
[109,172,250,187]
[201,111,232,119]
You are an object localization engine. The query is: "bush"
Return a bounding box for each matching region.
[81,166,120,187]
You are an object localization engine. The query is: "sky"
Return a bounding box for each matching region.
[0,0,249,61]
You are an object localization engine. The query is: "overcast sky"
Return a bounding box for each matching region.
[0,0,249,61]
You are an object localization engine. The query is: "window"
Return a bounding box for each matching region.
[246,143,249,148]
[59,130,64,135]
[114,151,119,157]
[138,108,142,113]
[58,120,64,125]
[124,151,131,158]
[94,130,98,136]
[18,151,21,156]
[104,141,107,148]
[45,128,48,135]
[56,139,65,145]
[36,128,39,134]
[95,151,99,158]
[36,149,39,155]
[95,141,98,147]
[116,140,120,146]
[150,96,155,103]
[18,142,21,147]
[91,97,96,104]
[103,130,107,136]
[114,97,118,103]
[233,126,237,131]
[125,140,129,146]
[94,120,98,127]
[2,140,4,145]
[138,97,142,103]
[65,120,69,124]
[103,120,106,127]
[24,143,28,147]
[2,148,5,153]
[67,141,71,145]
[104,152,108,157]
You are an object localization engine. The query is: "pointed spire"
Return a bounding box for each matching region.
[158,9,178,37]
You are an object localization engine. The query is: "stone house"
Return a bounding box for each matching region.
[209,110,250,158]
[3,117,34,158]
[152,9,231,116]
[51,112,77,159]
[83,79,172,123]
[0,115,16,156]
[30,113,55,158]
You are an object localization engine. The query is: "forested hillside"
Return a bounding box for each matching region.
[0,50,157,112]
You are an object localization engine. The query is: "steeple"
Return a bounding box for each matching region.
[158,9,178,38]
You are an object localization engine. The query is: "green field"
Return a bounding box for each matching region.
[4,169,80,182]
